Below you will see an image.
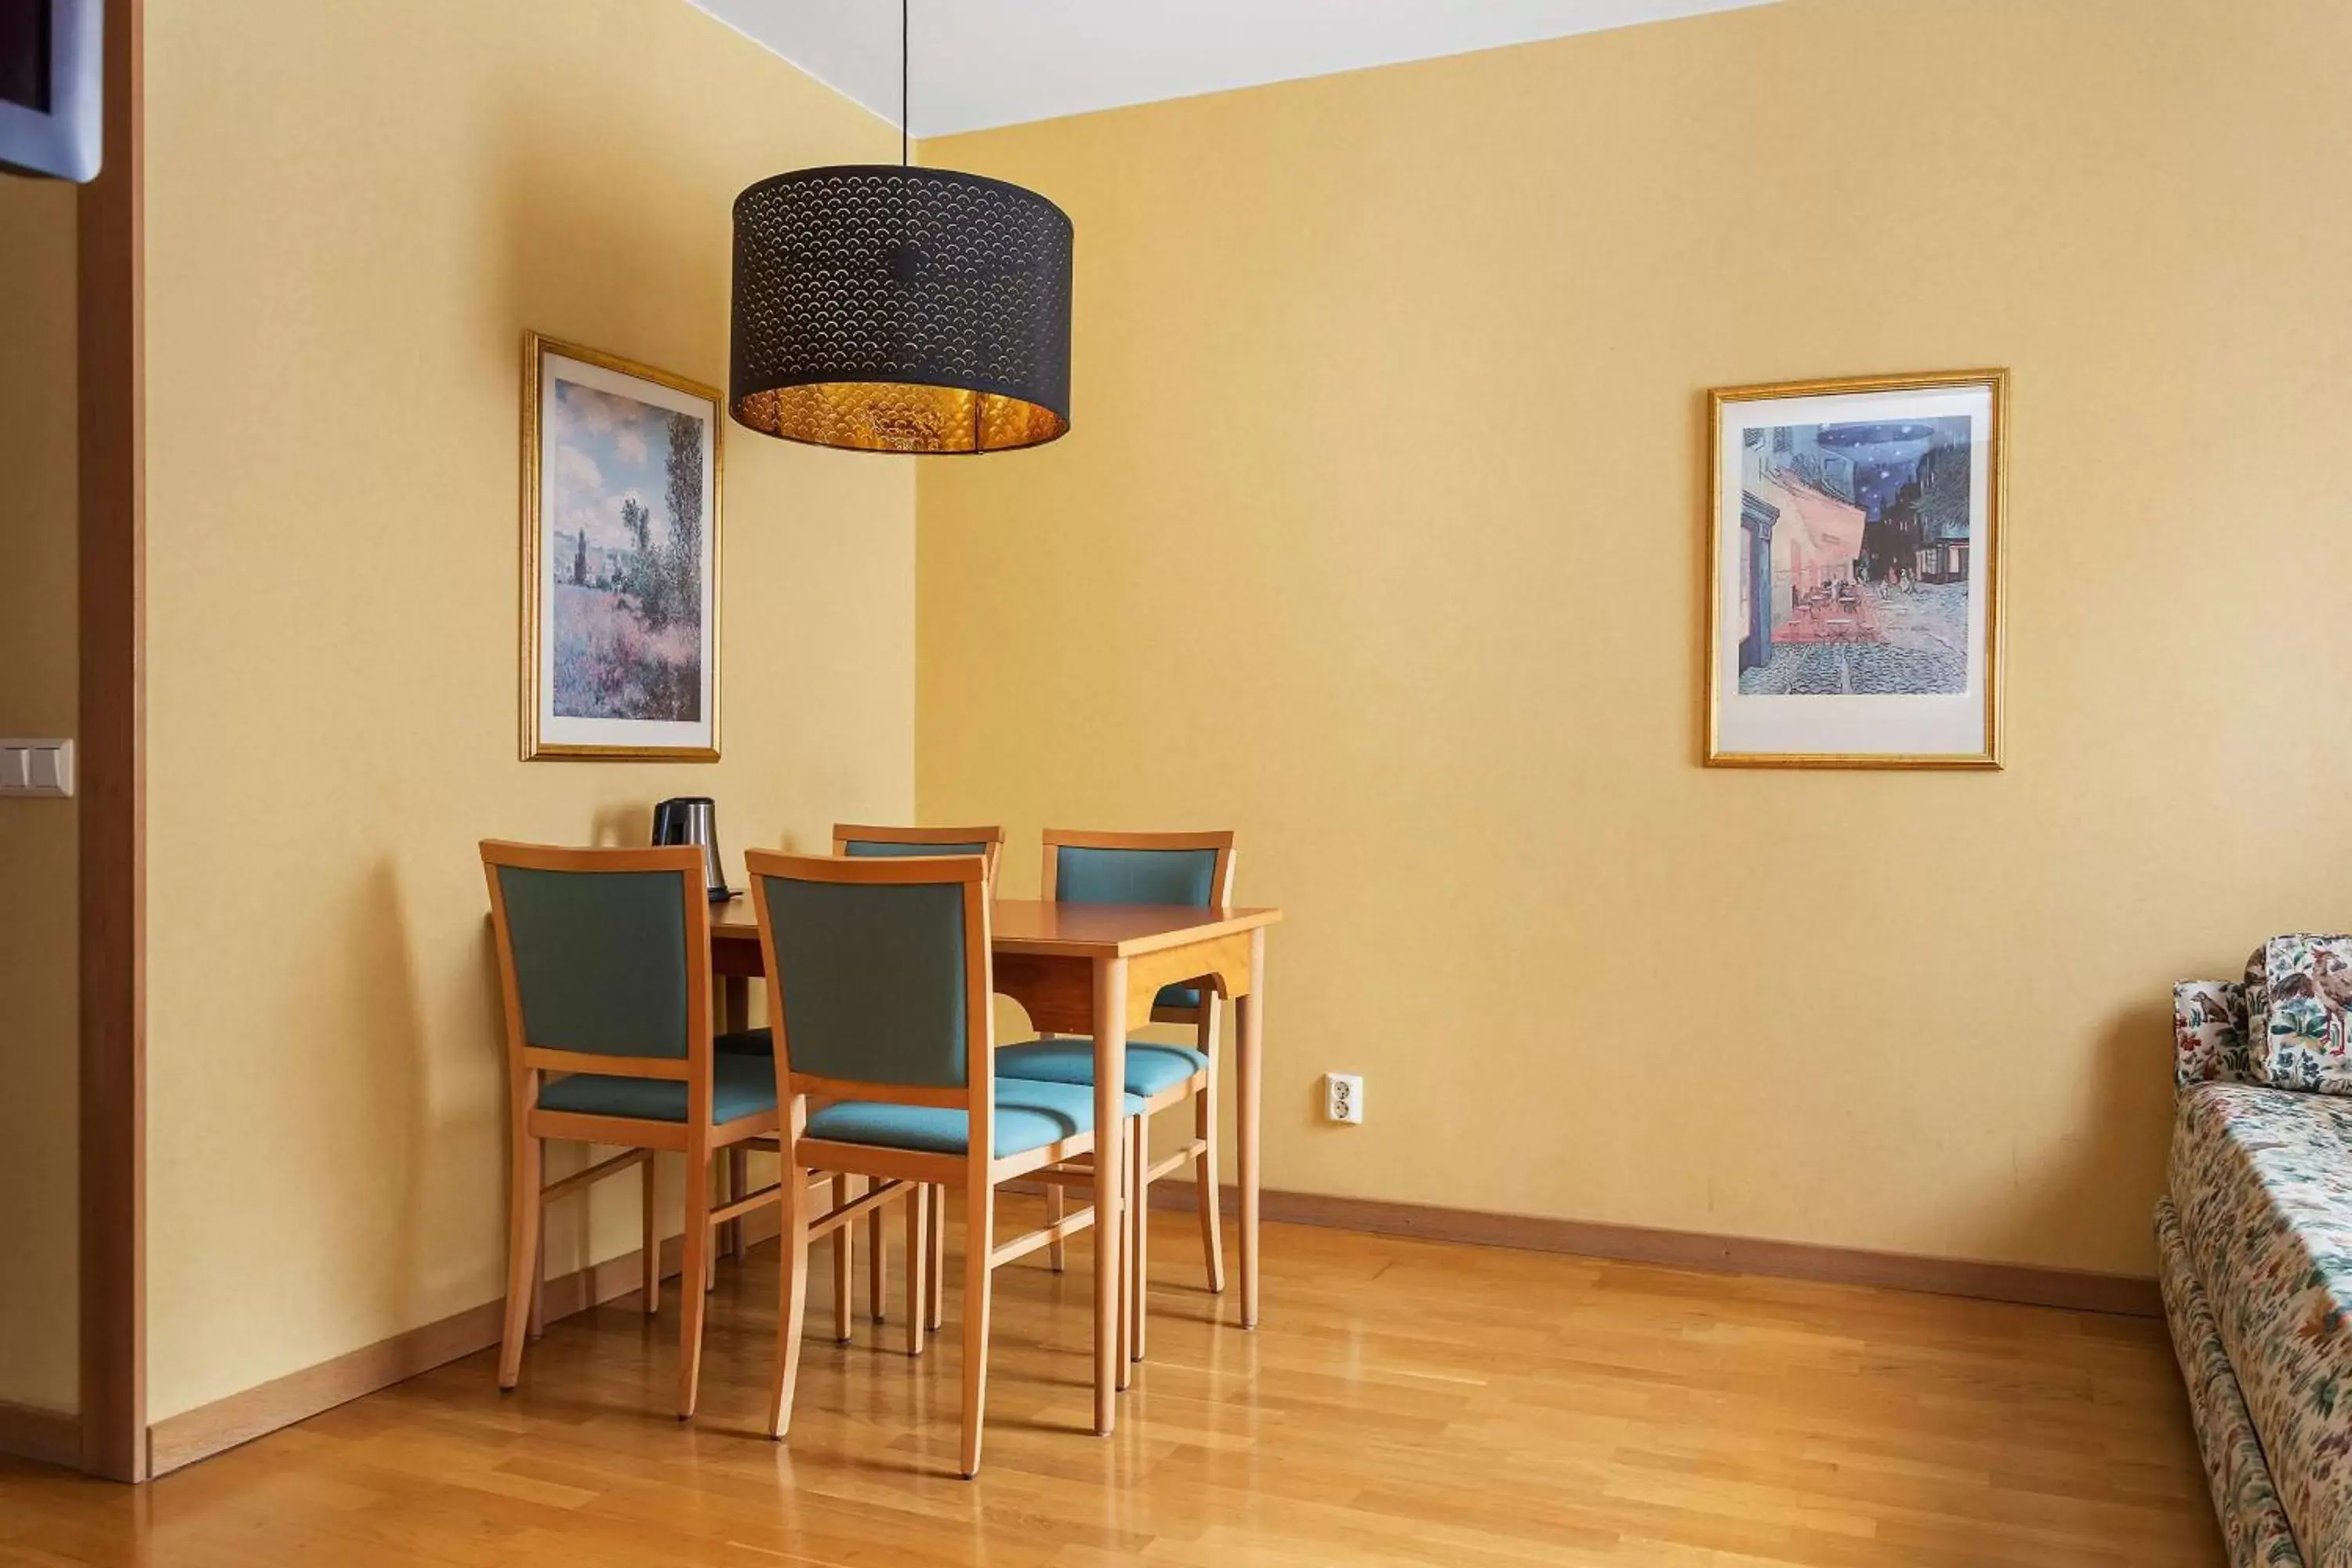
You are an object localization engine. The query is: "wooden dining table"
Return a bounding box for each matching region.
[708,896,1281,1435]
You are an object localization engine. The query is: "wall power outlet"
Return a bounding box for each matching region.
[1324,1073,1364,1125]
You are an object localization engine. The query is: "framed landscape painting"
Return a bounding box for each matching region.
[521,332,721,760]
[1705,369,2005,769]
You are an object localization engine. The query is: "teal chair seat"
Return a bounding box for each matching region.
[723,1015,1202,1052]
[539,1054,779,1123]
[1154,983,1202,1010]
[717,1027,772,1056]
[997,1039,1208,1098]
[726,1012,1194,1054]
[808,1079,1145,1160]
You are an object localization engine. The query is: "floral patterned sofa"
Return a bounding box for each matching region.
[2164,938,2352,1568]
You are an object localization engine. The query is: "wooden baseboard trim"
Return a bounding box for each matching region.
[147,1301,503,1478]
[0,1401,82,1470]
[1144,1181,2160,1318]
[142,1215,764,1477]
[140,1177,2155,1478]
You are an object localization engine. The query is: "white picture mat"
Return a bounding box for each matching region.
[1712,383,1994,760]
[535,351,717,752]
[0,1,102,183]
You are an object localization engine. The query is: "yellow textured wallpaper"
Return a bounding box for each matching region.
[143,0,909,1421]
[918,0,2352,1278]
[0,175,80,1416]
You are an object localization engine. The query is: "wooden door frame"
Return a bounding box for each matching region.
[78,0,145,1483]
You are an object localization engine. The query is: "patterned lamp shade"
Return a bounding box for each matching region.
[728,165,1073,455]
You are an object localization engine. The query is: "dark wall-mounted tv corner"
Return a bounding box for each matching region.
[0,0,99,183]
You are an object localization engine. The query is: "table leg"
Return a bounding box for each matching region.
[1236,927,1265,1329]
[1091,955,1127,1436]
[722,976,750,1261]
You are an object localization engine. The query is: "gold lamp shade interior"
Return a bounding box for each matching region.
[732,380,1069,456]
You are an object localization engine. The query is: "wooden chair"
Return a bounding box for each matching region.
[833,824,1004,1343]
[718,824,1004,1341]
[746,849,1134,1477]
[481,841,782,1417]
[999,829,1236,1369]
[834,822,1004,887]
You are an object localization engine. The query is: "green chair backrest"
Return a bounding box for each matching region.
[760,871,971,1089]
[1052,844,1218,908]
[495,864,690,1059]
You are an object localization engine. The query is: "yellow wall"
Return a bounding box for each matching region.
[143,0,909,1421]
[0,175,80,1416]
[919,0,2352,1278]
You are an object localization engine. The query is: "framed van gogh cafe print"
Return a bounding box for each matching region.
[521,332,722,760]
[1705,369,2005,769]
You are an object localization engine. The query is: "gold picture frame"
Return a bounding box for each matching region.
[521,332,724,761]
[1704,368,2007,770]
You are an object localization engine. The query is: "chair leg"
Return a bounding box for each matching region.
[925,1184,946,1332]
[960,1179,995,1479]
[1045,1180,1067,1272]
[528,1229,546,1342]
[1196,1054,1225,1295]
[678,1147,713,1419]
[641,1152,661,1316]
[1116,1120,1135,1389]
[767,1150,812,1439]
[1132,1114,1150,1363]
[728,1148,750,1262]
[704,1161,720,1294]
[904,1179,927,1357]
[498,1128,543,1390]
[869,1185,887,1324]
[833,1175,854,1343]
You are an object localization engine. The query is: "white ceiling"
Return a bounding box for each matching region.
[691,0,1780,140]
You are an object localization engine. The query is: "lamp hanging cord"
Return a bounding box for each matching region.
[901,0,909,167]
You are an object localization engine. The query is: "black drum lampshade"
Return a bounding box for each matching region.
[728,165,1073,455]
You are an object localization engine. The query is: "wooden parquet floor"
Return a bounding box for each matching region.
[0,1210,2224,1566]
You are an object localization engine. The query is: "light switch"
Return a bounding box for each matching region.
[0,739,72,797]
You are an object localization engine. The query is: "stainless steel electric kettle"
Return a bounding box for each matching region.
[650,797,733,902]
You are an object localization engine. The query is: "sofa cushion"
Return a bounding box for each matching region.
[2176,980,2256,1089]
[2244,935,2352,1094]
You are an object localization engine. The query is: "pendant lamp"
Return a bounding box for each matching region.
[728,1,1073,454]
